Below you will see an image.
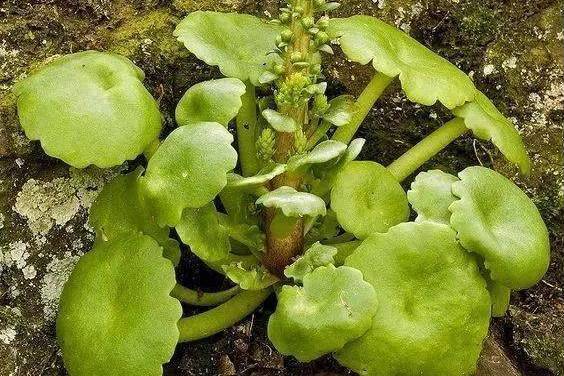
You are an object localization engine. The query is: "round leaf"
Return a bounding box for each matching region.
[175,202,231,263]
[141,122,238,226]
[57,234,181,376]
[268,265,377,362]
[322,95,358,127]
[14,51,161,168]
[89,168,168,243]
[330,161,409,239]
[262,109,297,132]
[175,78,246,127]
[449,166,550,289]
[328,16,475,109]
[287,140,347,172]
[284,242,337,282]
[407,169,459,225]
[337,222,491,376]
[453,91,531,175]
[256,186,327,218]
[174,11,282,86]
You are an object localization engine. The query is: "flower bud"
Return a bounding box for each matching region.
[301,16,315,29]
[290,51,304,63]
[281,29,293,42]
[317,17,330,29]
[315,31,330,46]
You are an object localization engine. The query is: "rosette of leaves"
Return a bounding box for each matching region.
[15,1,551,375]
[13,51,162,168]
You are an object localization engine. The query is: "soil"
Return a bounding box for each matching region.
[0,0,562,375]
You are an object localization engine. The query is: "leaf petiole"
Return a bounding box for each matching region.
[236,83,260,176]
[178,288,272,342]
[171,284,241,307]
[332,72,394,144]
[387,118,468,182]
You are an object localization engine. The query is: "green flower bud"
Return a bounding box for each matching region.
[315,31,330,46]
[290,51,304,63]
[310,64,322,75]
[301,16,315,29]
[317,17,330,29]
[294,6,304,14]
[294,129,308,154]
[273,63,285,75]
[312,94,330,116]
[279,12,291,23]
[281,29,293,42]
[256,128,276,161]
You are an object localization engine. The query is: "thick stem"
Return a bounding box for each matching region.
[236,83,260,177]
[171,284,240,307]
[387,118,468,182]
[177,289,271,342]
[263,0,314,276]
[332,72,394,144]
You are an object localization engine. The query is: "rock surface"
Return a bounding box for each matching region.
[0,0,562,375]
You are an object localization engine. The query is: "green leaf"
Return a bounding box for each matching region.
[310,138,366,197]
[287,140,347,172]
[256,186,327,218]
[284,242,337,282]
[89,168,169,243]
[330,161,409,239]
[162,238,182,267]
[449,166,550,289]
[453,91,531,175]
[175,78,246,127]
[219,187,258,226]
[223,261,278,290]
[57,234,181,376]
[337,222,490,376]
[341,138,365,163]
[262,109,297,132]
[227,164,286,188]
[219,214,265,252]
[268,265,377,362]
[174,11,282,86]
[305,209,340,244]
[322,95,358,127]
[407,169,459,225]
[14,51,162,168]
[175,202,231,263]
[328,16,475,109]
[332,240,362,266]
[141,122,238,226]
